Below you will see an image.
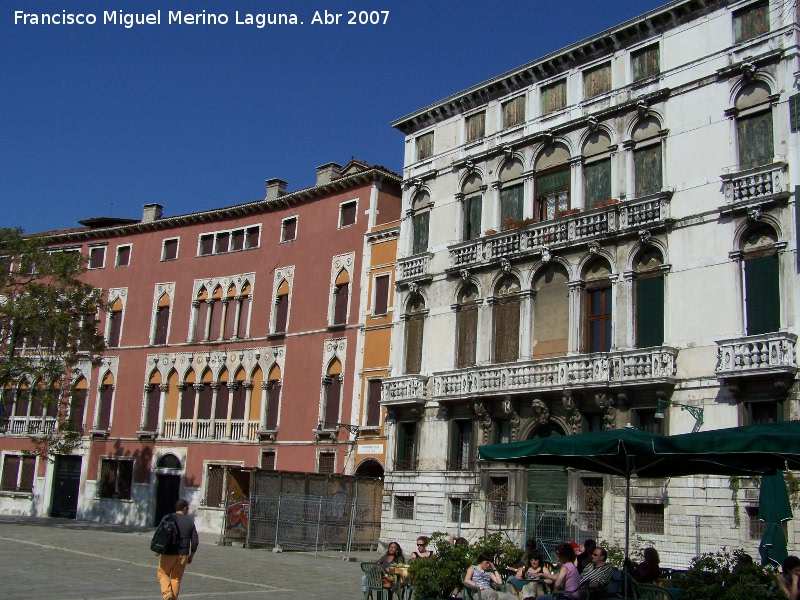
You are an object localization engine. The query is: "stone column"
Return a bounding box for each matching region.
[491,181,501,231]
[242,381,254,440]
[219,298,229,341]
[208,383,221,438]
[260,381,270,429]
[203,300,213,341]
[175,383,187,439]
[454,193,465,241]
[225,382,237,439]
[140,384,152,430]
[191,383,203,438]
[189,300,199,341]
[231,296,243,340]
[567,280,585,353]
[571,157,584,211]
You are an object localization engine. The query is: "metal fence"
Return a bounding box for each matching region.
[246,470,382,556]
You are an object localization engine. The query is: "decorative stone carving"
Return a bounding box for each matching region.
[747,205,763,221]
[500,258,512,274]
[638,230,653,245]
[530,399,550,426]
[636,100,648,117]
[587,116,598,132]
[562,391,582,434]
[460,269,471,283]
[541,247,552,263]
[408,282,419,294]
[473,401,493,442]
[741,62,756,80]
[588,242,600,255]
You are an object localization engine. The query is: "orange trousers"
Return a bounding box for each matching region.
[157,554,188,600]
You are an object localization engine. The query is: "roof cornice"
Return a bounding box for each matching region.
[40,167,402,243]
[391,0,725,135]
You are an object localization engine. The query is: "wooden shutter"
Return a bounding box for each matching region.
[632,45,660,82]
[373,276,389,315]
[195,301,208,341]
[745,254,780,335]
[634,145,663,197]
[69,389,86,431]
[333,283,349,325]
[1,456,20,491]
[405,316,424,374]
[231,229,245,251]
[209,300,222,340]
[466,112,485,142]
[163,239,178,260]
[366,379,382,427]
[100,459,116,498]
[215,232,230,254]
[584,159,611,209]
[274,294,288,332]
[214,385,229,420]
[464,195,482,240]
[503,96,525,128]
[542,80,566,114]
[246,227,260,248]
[97,385,113,430]
[457,306,478,368]
[584,63,611,99]
[412,212,429,255]
[197,385,213,420]
[500,184,524,225]
[180,386,196,419]
[586,287,612,353]
[223,300,236,339]
[89,247,105,269]
[494,299,520,363]
[154,306,170,345]
[734,3,768,43]
[340,202,357,226]
[790,94,800,133]
[108,310,122,348]
[266,383,280,429]
[200,235,213,255]
[237,296,250,338]
[19,456,35,492]
[324,375,341,423]
[145,385,161,430]
[282,218,296,242]
[230,384,246,420]
[117,461,132,499]
[738,111,774,171]
[636,276,665,348]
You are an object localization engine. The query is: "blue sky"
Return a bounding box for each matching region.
[2,0,667,234]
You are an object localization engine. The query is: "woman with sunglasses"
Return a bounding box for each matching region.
[410,536,434,560]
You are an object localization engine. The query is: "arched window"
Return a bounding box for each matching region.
[499,158,525,228]
[273,279,290,334]
[266,365,281,431]
[462,173,483,241]
[144,371,162,431]
[96,372,115,431]
[193,287,209,342]
[493,276,521,363]
[321,360,342,426]
[535,144,571,221]
[237,282,251,339]
[456,285,480,368]
[153,294,171,345]
[209,285,224,341]
[584,258,613,353]
[533,264,570,358]
[634,248,665,348]
[223,286,238,340]
[331,270,350,327]
[410,192,431,255]
[742,225,780,335]
[583,131,612,210]
[632,117,663,197]
[735,81,774,171]
[107,297,123,348]
[404,294,426,374]
[69,376,88,433]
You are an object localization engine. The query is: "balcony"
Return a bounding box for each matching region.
[381,375,429,405]
[432,347,678,400]
[396,253,432,287]
[5,417,57,436]
[719,162,790,216]
[448,193,672,270]
[162,419,259,441]
[715,332,797,381]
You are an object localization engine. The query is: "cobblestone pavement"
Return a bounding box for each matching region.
[0,516,375,600]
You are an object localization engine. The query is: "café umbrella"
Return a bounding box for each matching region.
[757,472,793,567]
[479,426,779,599]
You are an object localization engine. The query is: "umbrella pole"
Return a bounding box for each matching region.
[624,474,631,600]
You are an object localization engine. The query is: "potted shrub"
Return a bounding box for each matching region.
[671,549,784,600]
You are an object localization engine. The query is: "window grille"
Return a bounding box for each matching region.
[318,452,335,474]
[99,458,133,500]
[450,498,472,523]
[205,464,224,507]
[394,495,414,520]
[633,503,664,534]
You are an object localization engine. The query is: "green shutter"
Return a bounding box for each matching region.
[412,212,429,255]
[464,195,482,240]
[738,111,774,171]
[584,159,611,209]
[634,145,663,197]
[745,254,780,335]
[500,185,524,224]
[636,276,665,347]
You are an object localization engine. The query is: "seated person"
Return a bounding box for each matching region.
[377,542,405,588]
[411,536,433,560]
[579,546,613,590]
[536,543,580,600]
[626,547,660,584]
[778,555,800,600]
[464,552,518,600]
[509,551,550,599]
[575,539,596,574]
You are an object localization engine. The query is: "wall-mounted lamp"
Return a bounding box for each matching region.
[317,420,361,438]
[655,398,704,432]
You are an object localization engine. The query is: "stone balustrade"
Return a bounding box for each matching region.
[381,375,429,404]
[715,332,797,378]
[449,194,671,269]
[397,254,431,282]
[721,163,787,206]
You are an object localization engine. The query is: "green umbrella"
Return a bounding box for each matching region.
[758,472,793,567]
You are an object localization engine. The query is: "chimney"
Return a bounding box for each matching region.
[142,203,163,222]
[265,178,288,201]
[316,162,342,186]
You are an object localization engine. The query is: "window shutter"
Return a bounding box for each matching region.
[223,299,236,339]
[108,310,122,348]
[373,276,389,315]
[231,229,245,251]
[366,379,382,427]
[163,239,178,260]
[1,456,20,491]
[466,112,485,142]
[246,227,260,248]
[154,306,170,345]
[197,384,213,420]
[200,235,213,255]
[69,389,87,432]
[118,461,133,499]
[19,456,35,492]
[209,300,222,340]
[274,294,289,332]
[457,306,478,368]
[405,316,424,374]
[231,384,247,420]
[325,375,341,424]
[116,246,130,267]
[738,111,774,171]
[636,276,665,348]
[584,63,611,99]
[465,195,482,240]
[634,145,663,197]
[237,295,250,339]
[791,94,800,133]
[584,159,611,209]
[214,385,229,420]
[266,383,280,429]
[145,385,161,430]
[195,301,208,341]
[215,232,230,254]
[734,3,768,43]
[412,212,429,255]
[282,218,297,242]
[632,45,660,82]
[494,299,520,363]
[333,283,349,325]
[745,254,780,335]
[340,202,357,227]
[97,385,113,430]
[100,460,116,498]
[180,386,196,420]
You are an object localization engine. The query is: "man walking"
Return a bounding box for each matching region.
[155,499,199,600]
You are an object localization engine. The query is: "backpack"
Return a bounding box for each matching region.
[150,513,180,554]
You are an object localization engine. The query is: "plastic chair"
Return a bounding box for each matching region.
[462,570,510,600]
[362,562,392,600]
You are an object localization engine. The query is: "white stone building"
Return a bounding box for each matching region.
[382,0,800,567]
